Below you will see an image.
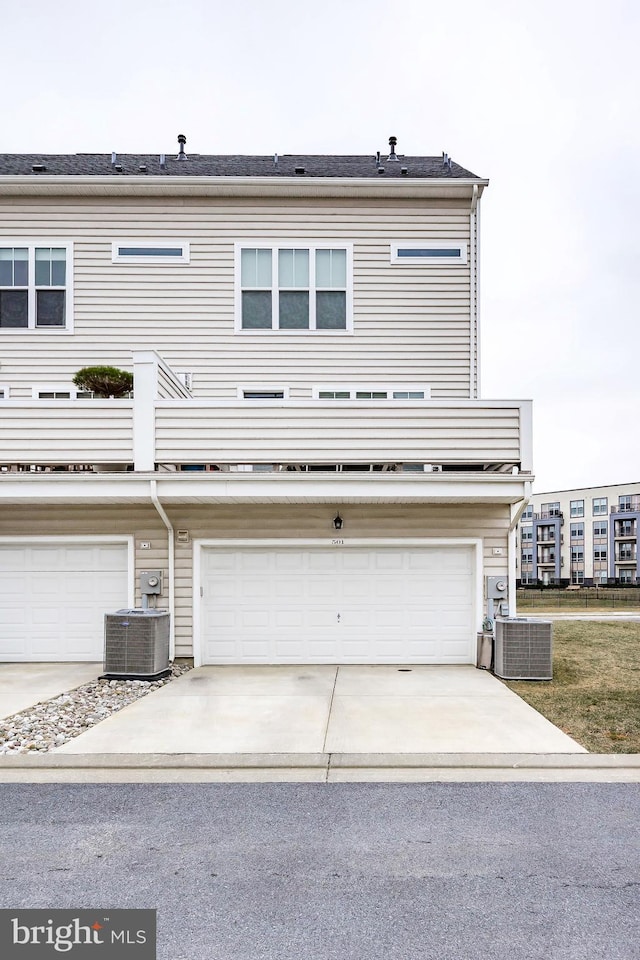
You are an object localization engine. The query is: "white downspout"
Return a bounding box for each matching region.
[150,479,175,661]
[508,488,532,618]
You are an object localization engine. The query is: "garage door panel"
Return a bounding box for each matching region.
[201,545,476,664]
[0,543,129,661]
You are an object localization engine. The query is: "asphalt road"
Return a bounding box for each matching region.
[0,783,639,960]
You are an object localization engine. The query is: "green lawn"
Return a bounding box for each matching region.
[503,621,640,753]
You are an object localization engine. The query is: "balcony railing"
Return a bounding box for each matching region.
[611,501,640,514]
[0,351,534,475]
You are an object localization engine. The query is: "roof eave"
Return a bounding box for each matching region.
[0,174,489,201]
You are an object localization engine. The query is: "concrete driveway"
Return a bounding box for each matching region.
[0,663,102,720]
[53,665,586,755]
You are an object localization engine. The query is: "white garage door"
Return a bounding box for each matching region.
[201,544,475,664]
[0,542,129,661]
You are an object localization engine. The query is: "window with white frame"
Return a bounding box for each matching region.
[592,497,608,515]
[521,504,533,520]
[236,244,351,332]
[391,242,468,265]
[112,241,190,264]
[594,548,607,561]
[570,523,584,539]
[33,385,93,399]
[593,521,608,538]
[520,526,533,541]
[314,385,430,400]
[570,499,584,517]
[0,243,72,329]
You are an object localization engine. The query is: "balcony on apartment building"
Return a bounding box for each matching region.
[611,498,640,514]
[536,527,562,543]
[0,352,533,484]
[615,546,638,563]
[536,552,557,565]
[614,520,637,539]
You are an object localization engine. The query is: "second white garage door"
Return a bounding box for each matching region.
[0,541,130,661]
[200,544,475,664]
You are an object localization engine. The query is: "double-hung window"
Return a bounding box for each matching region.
[0,243,72,330]
[236,244,351,332]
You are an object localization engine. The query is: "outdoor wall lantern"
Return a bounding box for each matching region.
[333,514,344,531]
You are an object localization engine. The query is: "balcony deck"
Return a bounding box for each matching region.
[1,398,532,473]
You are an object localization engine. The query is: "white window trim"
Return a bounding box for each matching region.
[312,383,431,400]
[112,241,190,264]
[237,385,291,400]
[234,241,353,334]
[0,239,73,332]
[391,241,468,265]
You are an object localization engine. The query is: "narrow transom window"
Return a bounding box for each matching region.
[236,244,351,332]
[0,243,72,330]
[391,242,468,265]
[243,390,286,400]
[112,242,190,264]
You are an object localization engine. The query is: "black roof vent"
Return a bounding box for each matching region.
[400,166,408,175]
[295,166,305,175]
[32,163,46,173]
[114,163,123,173]
[377,166,385,175]
[138,164,147,173]
[388,136,399,161]
[176,134,187,160]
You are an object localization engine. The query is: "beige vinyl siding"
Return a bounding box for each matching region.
[0,197,473,399]
[1,401,133,463]
[0,502,509,659]
[154,402,523,465]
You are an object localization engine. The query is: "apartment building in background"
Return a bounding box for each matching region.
[518,482,640,586]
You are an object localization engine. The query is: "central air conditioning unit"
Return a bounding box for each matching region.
[103,609,171,680]
[493,617,553,680]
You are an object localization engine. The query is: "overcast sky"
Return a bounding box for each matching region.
[2,0,639,493]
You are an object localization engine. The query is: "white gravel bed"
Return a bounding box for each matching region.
[0,663,192,754]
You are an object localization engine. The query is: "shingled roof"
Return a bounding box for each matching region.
[0,153,481,180]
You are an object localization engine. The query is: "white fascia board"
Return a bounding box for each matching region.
[0,473,531,505]
[0,176,488,202]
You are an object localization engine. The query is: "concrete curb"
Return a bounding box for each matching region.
[1,752,639,769]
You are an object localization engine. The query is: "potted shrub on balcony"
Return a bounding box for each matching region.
[72,366,134,472]
[72,365,133,398]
